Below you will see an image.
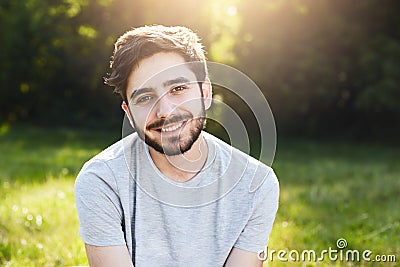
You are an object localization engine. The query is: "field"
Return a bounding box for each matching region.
[0,125,399,266]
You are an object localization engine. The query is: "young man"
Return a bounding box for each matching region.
[75,25,279,266]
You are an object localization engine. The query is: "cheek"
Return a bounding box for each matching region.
[132,108,154,128]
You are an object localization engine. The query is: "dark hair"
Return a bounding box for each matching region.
[105,25,207,101]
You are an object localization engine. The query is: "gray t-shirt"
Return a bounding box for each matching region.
[75,132,279,266]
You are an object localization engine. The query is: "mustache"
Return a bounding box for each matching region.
[147,114,193,130]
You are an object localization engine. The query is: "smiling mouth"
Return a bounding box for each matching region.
[161,121,185,132]
[151,120,187,133]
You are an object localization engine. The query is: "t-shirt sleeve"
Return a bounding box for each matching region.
[74,159,126,246]
[233,169,279,253]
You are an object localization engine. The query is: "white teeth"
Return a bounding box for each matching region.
[161,122,183,132]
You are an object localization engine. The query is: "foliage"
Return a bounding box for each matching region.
[0,0,399,135]
[234,0,400,134]
[0,0,121,127]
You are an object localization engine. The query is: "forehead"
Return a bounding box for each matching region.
[127,52,198,92]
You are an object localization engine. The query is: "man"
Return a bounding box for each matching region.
[75,25,279,266]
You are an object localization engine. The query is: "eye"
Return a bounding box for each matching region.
[171,84,188,94]
[135,95,153,104]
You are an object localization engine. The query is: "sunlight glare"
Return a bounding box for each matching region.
[227,5,237,16]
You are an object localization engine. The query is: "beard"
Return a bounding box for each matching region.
[134,108,206,156]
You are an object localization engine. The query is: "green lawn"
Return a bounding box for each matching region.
[0,125,398,266]
[269,138,400,266]
[0,125,118,267]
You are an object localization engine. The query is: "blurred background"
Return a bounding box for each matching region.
[1,0,399,137]
[0,0,399,266]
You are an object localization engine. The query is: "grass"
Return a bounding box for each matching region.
[0,125,119,266]
[269,138,400,266]
[0,124,399,266]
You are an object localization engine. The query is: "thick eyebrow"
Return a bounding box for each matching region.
[163,77,191,87]
[130,87,154,100]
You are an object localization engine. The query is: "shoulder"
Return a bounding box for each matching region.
[75,133,139,191]
[82,133,139,170]
[89,133,139,163]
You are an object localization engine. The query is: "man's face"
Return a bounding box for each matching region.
[124,52,211,156]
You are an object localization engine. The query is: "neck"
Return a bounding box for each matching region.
[149,134,208,183]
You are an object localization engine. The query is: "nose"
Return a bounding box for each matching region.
[155,95,175,118]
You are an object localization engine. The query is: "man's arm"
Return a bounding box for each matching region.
[85,244,134,267]
[224,247,263,267]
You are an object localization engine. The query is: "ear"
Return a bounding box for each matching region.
[202,77,213,110]
[121,101,135,128]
